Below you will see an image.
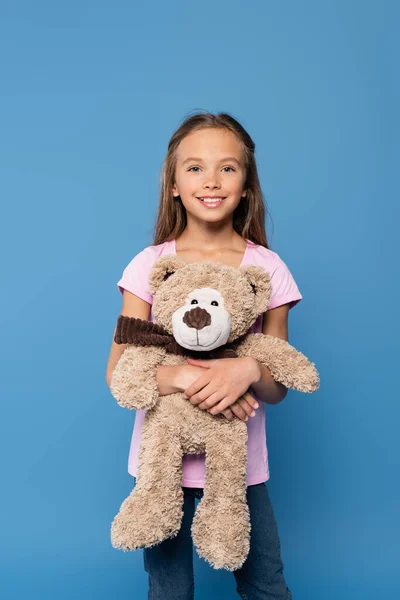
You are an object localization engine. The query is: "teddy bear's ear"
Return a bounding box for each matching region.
[239,265,272,314]
[148,255,187,294]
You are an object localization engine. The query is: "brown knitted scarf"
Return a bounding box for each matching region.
[114,315,241,359]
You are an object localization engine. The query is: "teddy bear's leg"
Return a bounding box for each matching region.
[191,421,250,571]
[111,418,184,551]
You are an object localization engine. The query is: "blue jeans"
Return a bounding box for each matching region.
[141,481,292,599]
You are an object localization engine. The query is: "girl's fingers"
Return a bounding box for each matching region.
[187,382,218,406]
[211,404,248,422]
[183,373,213,400]
[209,392,258,416]
[242,391,259,410]
[208,396,237,415]
[237,395,258,417]
[196,389,226,410]
[230,402,248,421]
[221,408,234,421]
[196,391,259,415]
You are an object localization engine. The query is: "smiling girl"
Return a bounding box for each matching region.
[106,111,302,599]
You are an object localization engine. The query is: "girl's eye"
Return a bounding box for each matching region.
[191,299,198,304]
[187,166,235,172]
[211,301,219,306]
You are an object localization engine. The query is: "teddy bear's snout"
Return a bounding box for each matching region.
[182,306,212,330]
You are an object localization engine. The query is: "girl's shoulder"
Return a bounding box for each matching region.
[135,239,175,261]
[116,241,175,299]
[126,239,175,265]
[245,240,303,310]
[245,239,280,268]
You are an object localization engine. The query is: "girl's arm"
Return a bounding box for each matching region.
[105,290,181,393]
[249,304,290,405]
[235,303,319,399]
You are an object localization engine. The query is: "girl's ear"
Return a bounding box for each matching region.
[149,255,187,294]
[239,265,272,314]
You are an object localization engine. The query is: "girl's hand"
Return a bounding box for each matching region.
[183,357,261,416]
[177,363,258,421]
[222,391,260,422]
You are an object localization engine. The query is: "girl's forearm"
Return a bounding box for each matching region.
[250,361,288,405]
[156,365,184,395]
[157,360,288,405]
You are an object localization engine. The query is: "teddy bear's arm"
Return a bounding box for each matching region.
[234,333,320,393]
[110,346,167,410]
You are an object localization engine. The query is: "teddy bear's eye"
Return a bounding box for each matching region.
[190,299,198,305]
[211,301,219,306]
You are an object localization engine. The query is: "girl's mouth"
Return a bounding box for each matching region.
[196,197,226,209]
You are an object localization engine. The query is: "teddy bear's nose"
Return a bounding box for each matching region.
[183,306,212,330]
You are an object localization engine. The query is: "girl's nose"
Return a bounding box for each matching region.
[202,171,221,189]
[202,182,221,192]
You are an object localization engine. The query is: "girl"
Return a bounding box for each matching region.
[106,111,302,600]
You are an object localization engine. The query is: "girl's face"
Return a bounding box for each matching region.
[172,128,247,223]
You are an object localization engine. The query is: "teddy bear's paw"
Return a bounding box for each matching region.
[111,491,183,551]
[191,501,250,571]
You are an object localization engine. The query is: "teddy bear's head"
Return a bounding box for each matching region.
[148,256,272,352]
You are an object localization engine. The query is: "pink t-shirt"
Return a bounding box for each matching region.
[116,238,302,487]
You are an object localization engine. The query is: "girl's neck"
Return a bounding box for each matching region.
[176,223,244,253]
[174,224,248,269]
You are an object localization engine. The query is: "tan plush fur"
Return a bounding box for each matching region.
[110,256,320,571]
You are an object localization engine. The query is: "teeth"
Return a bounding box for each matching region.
[200,197,224,202]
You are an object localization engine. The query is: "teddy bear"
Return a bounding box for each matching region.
[109,255,319,571]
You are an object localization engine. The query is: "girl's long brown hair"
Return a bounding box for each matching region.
[152,110,270,249]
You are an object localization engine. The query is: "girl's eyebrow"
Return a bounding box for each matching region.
[182,156,241,166]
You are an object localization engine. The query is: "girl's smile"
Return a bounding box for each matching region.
[196,196,226,208]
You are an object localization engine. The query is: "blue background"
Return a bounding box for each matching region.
[1,1,398,598]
